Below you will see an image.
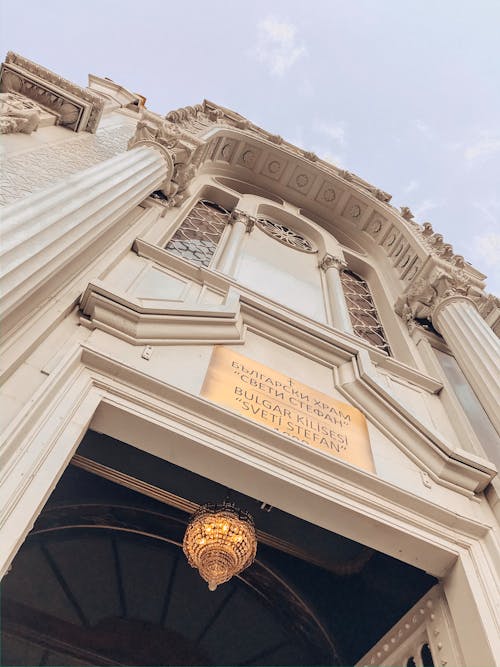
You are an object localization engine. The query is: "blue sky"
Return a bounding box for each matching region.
[2,0,499,293]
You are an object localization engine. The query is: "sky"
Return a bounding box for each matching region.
[1,0,499,293]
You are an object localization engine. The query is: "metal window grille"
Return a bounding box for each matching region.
[256,218,315,253]
[340,270,391,354]
[165,200,231,267]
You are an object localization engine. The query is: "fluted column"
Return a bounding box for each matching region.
[433,296,500,434]
[216,209,255,276]
[1,142,173,323]
[320,254,354,334]
[401,268,500,435]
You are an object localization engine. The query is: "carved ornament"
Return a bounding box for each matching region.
[397,267,486,332]
[128,117,204,205]
[1,52,104,133]
[302,150,318,162]
[319,254,346,272]
[229,209,256,232]
[0,92,41,134]
[370,187,392,203]
[136,98,486,288]
[400,206,414,221]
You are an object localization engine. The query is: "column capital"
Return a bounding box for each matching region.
[229,209,256,233]
[397,267,491,333]
[128,118,202,205]
[319,254,347,272]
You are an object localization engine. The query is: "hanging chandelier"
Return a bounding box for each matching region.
[183,501,257,591]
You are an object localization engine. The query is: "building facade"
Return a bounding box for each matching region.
[1,52,500,666]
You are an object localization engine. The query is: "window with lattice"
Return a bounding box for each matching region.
[340,270,390,354]
[165,200,231,267]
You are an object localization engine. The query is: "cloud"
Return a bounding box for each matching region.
[473,197,500,225]
[412,198,445,219]
[253,17,306,76]
[403,179,419,194]
[472,232,500,267]
[415,120,433,138]
[449,130,500,162]
[316,121,346,146]
[464,136,500,160]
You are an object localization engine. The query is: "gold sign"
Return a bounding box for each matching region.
[201,347,375,473]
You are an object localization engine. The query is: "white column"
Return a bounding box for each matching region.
[433,296,500,434]
[0,143,172,323]
[216,210,254,276]
[320,255,354,334]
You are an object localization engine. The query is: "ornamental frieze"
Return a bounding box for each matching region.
[1,52,104,133]
[148,99,478,287]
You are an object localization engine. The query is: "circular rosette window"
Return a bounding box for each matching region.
[256,218,315,253]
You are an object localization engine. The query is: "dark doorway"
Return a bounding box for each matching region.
[1,431,436,666]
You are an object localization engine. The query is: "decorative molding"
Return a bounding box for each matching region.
[1,52,104,133]
[127,117,205,207]
[396,267,486,330]
[229,208,256,233]
[133,238,444,394]
[79,280,244,345]
[255,217,315,252]
[78,269,494,494]
[0,92,42,134]
[338,349,496,495]
[0,123,134,206]
[356,585,464,667]
[146,100,493,298]
[400,206,414,221]
[319,254,347,272]
[159,99,397,203]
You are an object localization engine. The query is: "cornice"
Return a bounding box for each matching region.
[1,52,104,132]
[338,349,496,494]
[79,280,244,345]
[158,99,485,281]
[129,102,487,297]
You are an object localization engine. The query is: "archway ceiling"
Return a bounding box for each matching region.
[74,431,369,573]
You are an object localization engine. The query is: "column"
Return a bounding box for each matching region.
[0,142,173,322]
[216,210,255,276]
[320,254,354,334]
[433,296,500,434]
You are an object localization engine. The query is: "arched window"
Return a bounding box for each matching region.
[340,270,390,354]
[255,218,315,253]
[165,200,231,267]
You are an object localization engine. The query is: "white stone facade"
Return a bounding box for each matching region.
[1,53,500,666]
